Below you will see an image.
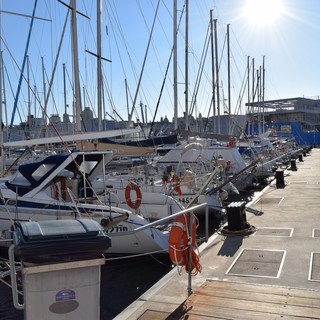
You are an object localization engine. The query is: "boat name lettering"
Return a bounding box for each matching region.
[178,197,198,204]
[107,225,129,233]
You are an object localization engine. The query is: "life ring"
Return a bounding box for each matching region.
[169,213,202,275]
[227,137,236,147]
[172,175,182,196]
[125,182,142,210]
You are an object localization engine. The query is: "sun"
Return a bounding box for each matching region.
[242,0,285,27]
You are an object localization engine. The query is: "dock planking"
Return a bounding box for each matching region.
[188,280,320,319]
[139,280,320,319]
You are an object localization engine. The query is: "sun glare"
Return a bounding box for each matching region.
[243,0,285,26]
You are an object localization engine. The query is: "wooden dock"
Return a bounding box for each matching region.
[139,280,320,319]
[116,148,320,320]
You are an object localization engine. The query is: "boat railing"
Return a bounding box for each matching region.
[107,202,209,296]
[109,202,209,238]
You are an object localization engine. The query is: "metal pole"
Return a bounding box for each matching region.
[187,213,193,295]
[214,19,220,134]
[97,0,102,131]
[184,0,189,131]
[205,205,209,242]
[173,0,178,131]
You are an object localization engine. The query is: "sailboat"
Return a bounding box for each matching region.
[0,148,170,255]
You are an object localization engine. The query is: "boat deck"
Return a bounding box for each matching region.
[115,148,320,320]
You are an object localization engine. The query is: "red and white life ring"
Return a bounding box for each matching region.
[169,213,202,275]
[125,182,142,210]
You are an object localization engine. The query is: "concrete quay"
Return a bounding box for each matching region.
[116,147,320,319]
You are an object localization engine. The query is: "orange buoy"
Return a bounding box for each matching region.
[125,182,142,209]
[169,213,202,275]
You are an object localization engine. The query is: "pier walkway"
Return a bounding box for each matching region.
[116,148,320,319]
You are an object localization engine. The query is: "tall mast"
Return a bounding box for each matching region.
[97,0,102,131]
[27,55,31,135]
[173,0,178,131]
[128,0,160,128]
[70,0,82,132]
[251,57,255,135]
[9,0,38,140]
[184,0,189,131]
[262,55,265,133]
[227,23,231,134]
[41,56,47,136]
[247,56,250,135]
[210,10,216,132]
[214,18,220,134]
[63,63,67,116]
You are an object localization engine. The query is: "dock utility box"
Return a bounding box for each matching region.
[13,219,111,265]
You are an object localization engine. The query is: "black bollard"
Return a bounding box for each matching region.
[290,159,297,171]
[226,201,247,231]
[275,168,285,188]
[298,153,303,162]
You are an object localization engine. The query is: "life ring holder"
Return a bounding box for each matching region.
[169,213,202,275]
[125,182,142,210]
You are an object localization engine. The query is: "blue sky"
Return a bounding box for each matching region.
[1,0,320,126]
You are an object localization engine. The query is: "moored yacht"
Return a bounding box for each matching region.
[0,150,170,256]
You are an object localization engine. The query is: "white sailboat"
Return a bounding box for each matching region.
[0,149,170,255]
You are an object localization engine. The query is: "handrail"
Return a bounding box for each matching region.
[109,202,208,237]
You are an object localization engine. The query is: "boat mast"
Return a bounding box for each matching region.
[262,55,265,133]
[27,55,32,137]
[70,0,82,133]
[214,18,220,134]
[128,0,161,128]
[210,10,216,133]
[251,57,255,135]
[97,0,102,131]
[173,0,178,131]
[247,56,250,135]
[184,0,189,131]
[62,62,70,128]
[227,23,231,134]
[41,56,47,137]
[8,0,38,141]
[257,67,261,135]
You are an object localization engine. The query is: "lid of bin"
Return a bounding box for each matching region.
[16,219,103,240]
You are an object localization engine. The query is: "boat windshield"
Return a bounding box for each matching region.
[7,170,31,187]
[31,164,56,181]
